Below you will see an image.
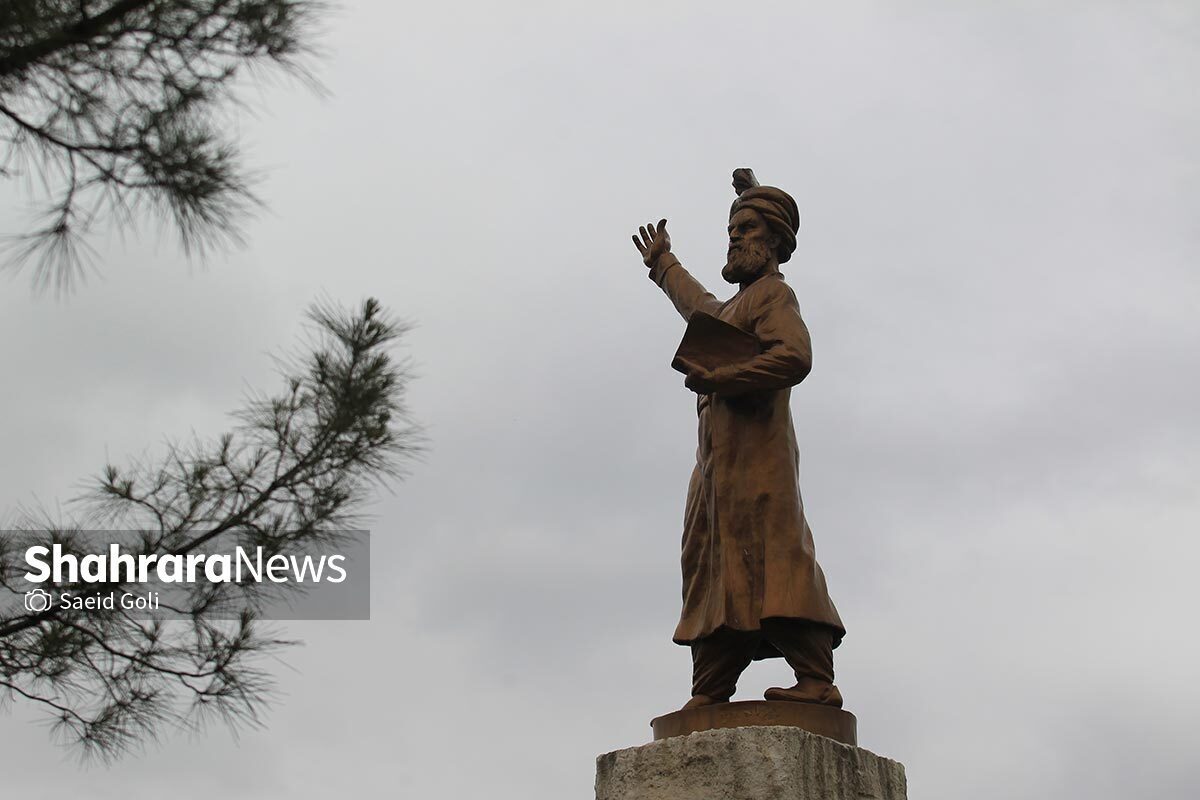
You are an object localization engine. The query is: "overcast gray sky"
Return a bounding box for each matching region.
[2,1,1198,798]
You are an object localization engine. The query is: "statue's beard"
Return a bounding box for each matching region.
[722,239,774,284]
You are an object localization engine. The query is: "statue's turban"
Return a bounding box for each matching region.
[729,168,800,263]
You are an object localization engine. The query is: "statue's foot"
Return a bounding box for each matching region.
[680,694,724,711]
[764,681,844,708]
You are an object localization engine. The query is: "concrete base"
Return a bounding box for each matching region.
[595,725,906,800]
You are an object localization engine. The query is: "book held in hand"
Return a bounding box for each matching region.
[672,311,761,375]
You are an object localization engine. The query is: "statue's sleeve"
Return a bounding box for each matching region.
[706,281,813,396]
[648,253,723,321]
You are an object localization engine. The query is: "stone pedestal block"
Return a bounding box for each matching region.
[595,725,906,800]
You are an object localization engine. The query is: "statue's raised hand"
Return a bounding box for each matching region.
[632,219,671,267]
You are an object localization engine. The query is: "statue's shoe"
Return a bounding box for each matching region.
[763,683,844,708]
[680,694,725,711]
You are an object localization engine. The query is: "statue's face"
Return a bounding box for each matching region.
[723,207,778,284]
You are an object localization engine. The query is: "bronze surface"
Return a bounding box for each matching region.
[632,170,847,710]
[650,700,857,747]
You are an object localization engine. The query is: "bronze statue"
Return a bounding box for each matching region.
[633,169,846,713]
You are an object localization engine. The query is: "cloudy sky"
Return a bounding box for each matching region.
[2,1,1198,798]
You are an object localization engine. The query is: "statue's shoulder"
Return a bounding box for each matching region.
[750,273,800,307]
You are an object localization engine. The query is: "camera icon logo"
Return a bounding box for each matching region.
[24,588,53,613]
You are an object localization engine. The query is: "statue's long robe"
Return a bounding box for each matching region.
[650,254,845,659]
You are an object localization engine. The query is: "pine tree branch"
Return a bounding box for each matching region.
[0,1,156,79]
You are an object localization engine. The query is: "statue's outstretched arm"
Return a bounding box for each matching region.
[648,252,722,322]
[633,218,721,321]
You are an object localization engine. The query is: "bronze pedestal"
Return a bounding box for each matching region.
[650,700,858,747]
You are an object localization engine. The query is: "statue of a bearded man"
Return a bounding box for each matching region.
[632,169,846,712]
